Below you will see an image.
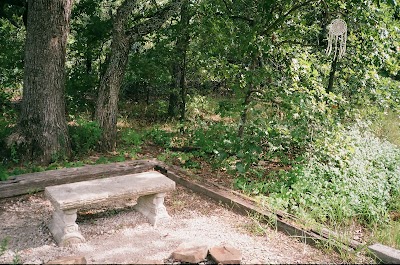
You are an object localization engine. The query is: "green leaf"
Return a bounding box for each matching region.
[236,162,246,174]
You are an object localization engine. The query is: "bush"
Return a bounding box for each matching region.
[120,129,142,146]
[147,128,175,148]
[69,119,102,155]
[0,165,8,181]
[266,122,400,225]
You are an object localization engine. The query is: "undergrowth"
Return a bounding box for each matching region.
[1,94,399,250]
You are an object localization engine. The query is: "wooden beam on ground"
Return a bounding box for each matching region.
[0,159,158,199]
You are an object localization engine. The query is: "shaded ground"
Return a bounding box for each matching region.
[0,184,371,264]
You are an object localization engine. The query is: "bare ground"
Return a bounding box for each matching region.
[0,184,373,264]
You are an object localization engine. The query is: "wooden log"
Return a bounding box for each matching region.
[0,159,158,199]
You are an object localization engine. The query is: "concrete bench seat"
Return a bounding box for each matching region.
[45,171,175,246]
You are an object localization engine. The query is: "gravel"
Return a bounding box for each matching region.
[0,186,370,264]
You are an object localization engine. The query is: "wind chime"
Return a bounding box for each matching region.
[326,18,347,60]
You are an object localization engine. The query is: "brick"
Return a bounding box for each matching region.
[209,245,241,264]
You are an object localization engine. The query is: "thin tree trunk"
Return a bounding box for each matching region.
[238,57,258,139]
[95,0,181,150]
[326,55,338,93]
[13,0,73,164]
[168,87,179,117]
[94,0,134,151]
[168,0,190,121]
[179,50,187,122]
[238,87,253,139]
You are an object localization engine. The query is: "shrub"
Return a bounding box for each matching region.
[120,129,142,146]
[266,122,400,225]
[147,128,175,148]
[0,165,8,181]
[69,119,102,156]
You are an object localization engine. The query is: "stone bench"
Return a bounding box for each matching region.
[45,171,175,246]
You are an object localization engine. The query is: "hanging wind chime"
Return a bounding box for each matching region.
[326,18,347,60]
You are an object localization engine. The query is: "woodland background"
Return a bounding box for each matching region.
[0,0,399,251]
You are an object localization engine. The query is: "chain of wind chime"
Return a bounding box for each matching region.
[326,18,347,60]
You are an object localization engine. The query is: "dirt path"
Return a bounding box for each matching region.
[0,185,370,264]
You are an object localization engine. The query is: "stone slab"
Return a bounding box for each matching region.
[45,171,175,210]
[368,243,400,264]
[171,242,209,263]
[209,245,242,264]
[46,256,87,264]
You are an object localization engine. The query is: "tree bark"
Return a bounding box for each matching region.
[13,0,73,164]
[94,0,134,151]
[237,86,253,139]
[168,0,190,121]
[238,56,259,139]
[326,55,338,93]
[95,0,181,151]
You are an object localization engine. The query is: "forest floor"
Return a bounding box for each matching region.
[0,144,374,264]
[0,185,371,264]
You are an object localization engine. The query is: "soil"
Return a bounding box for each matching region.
[0,184,374,264]
[0,144,375,264]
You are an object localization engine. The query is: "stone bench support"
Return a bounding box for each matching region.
[45,171,175,246]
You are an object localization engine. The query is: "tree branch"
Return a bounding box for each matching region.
[276,39,321,47]
[0,0,25,28]
[262,0,318,36]
[127,0,182,40]
[214,10,255,25]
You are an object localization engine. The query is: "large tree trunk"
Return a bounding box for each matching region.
[95,0,181,151]
[13,0,73,164]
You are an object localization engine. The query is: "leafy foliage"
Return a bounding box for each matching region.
[266,122,400,225]
[1,0,400,249]
[68,119,102,155]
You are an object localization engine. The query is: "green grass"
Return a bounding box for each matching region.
[372,220,400,249]
[370,110,400,146]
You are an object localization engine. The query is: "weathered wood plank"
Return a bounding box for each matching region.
[0,159,158,199]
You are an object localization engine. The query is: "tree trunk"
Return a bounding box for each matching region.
[326,55,338,93]
[14,0,73,164]
[95,0,181,150]
[168,0,190,121]
[238,57,258,139]
[168,88,179,117]
[237,86,253,139]
[94,0,134,151]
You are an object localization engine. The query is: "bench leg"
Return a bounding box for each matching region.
[48,209,85,246]
[134,193,170,226]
